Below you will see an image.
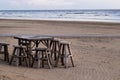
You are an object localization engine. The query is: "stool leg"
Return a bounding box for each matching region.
[19,48,22,65]
[0,45,2,51]
[63,45,67,68]
[61,45,65,65]
[31,51,38,67]
[23,49,29,67]
[4,45,9,62]
[48,52,52,65]
[54,42,57,60]
[51,41,59,61]
[16,49,20,66]
[42,51,44,68]
[45,51,52,69]
[3,46,6,61]
[67,45,74,67]
[54,44,62,67]
[28,54,33,67]
[9,48,16,65]
[37,51,41,68]
[51,42,55,59]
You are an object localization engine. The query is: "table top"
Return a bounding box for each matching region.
[14,35,54,41]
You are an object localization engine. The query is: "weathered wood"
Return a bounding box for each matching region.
[9,45,29,67]
[0,43,9,62]
[51,39,60,61]
[55,41,74,68]
[31,48,52,69]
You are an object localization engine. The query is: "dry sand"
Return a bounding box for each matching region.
[0,19,120,80]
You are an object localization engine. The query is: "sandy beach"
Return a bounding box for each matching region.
[0,19,120,80]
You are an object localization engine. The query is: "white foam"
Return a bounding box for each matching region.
[0,17,120,23]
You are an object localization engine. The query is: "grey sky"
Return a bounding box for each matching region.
[0,0,120,10]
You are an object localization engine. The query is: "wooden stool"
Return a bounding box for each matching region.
[31,48,52,69]
[55,41,74,68]
[51,39,60,61]
[0,43,9,62]
[9,45,29,67]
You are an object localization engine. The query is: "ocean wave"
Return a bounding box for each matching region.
[0,9,120,22]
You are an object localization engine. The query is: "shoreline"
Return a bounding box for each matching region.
[0,18,120,24]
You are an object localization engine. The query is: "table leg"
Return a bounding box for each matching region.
[18,39,22,65]
[28,41,32,66]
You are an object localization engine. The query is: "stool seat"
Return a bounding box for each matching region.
[35,48,47,51]
[53,38,61,42]
[35,47,51,52]
[59,41,71,44]
[13,45,26,49]
[0,43,9,46]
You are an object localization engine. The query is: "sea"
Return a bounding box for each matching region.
[0,9,120,22]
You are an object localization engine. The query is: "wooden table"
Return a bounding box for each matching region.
[14,35,54,66]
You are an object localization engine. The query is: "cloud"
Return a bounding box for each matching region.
[9,0,74,6]
[0,0,120,9]
[6,0,75,9]
[9,0,20,5]
[27,0,74,6]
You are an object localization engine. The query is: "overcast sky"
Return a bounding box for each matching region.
[0,0,120,10]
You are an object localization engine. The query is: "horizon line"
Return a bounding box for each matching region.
[0,9,120,11]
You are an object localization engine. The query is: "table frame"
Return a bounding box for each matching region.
[14,35,54,66]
